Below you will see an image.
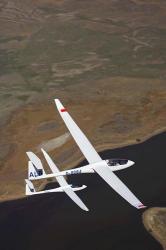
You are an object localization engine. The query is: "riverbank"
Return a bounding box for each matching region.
[0,125,166,203]
[143,208,166,250]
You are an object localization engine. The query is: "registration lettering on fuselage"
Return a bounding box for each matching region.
[66,169,81,175]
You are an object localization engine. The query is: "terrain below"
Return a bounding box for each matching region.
[0,0,166,202]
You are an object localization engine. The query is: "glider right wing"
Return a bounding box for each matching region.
[55,99,102,164]
[41,148,89,212]
[94,162,146,209]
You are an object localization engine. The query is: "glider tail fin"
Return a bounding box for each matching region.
[28,161,44,179]
[26,151,46,179]
[25,179,36,195]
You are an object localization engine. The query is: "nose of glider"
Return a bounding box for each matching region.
[128,160,135,167]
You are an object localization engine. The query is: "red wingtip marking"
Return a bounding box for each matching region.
[60,108,67,112]
[138,204,147,209]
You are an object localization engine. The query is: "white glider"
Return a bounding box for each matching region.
[25,177,86,195]
[26,155,89,212]
[28,99,146,209]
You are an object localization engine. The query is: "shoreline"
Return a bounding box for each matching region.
[0,127,165,203]
[51,126,166,173]
[143,208,166,250]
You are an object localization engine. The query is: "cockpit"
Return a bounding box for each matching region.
[106,159,128,166]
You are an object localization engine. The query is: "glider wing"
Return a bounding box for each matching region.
[41,148,89,212]
[94,162,146,209]
[55,99,102,164]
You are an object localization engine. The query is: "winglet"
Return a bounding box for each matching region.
[137,204,147,209]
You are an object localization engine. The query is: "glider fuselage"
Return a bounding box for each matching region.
[64,159,134,175]
[29,159,134,180]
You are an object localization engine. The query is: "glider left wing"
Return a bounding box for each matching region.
[41,148,89,212]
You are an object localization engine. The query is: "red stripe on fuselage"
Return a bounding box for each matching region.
[60,108,67,112]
